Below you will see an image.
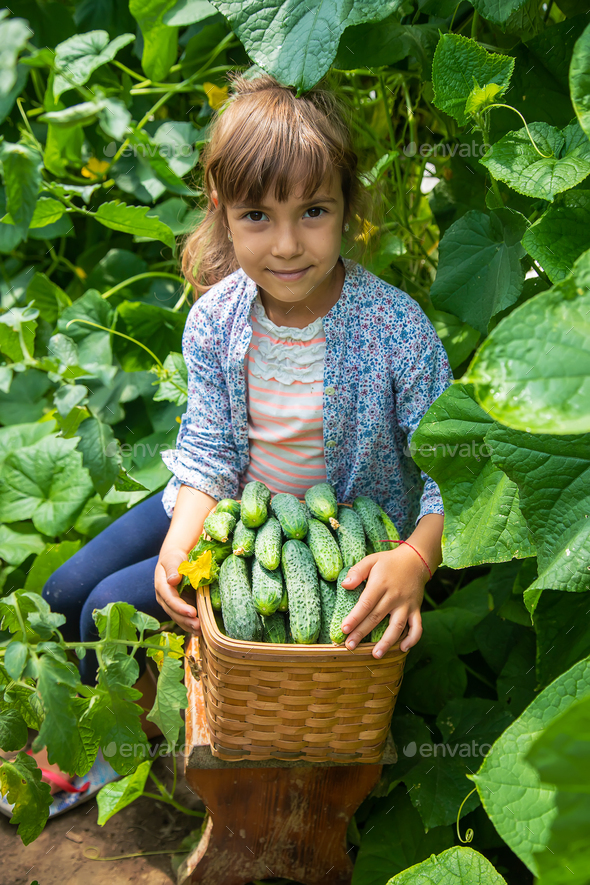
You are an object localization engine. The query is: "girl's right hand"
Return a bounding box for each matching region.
[155,548,201,635]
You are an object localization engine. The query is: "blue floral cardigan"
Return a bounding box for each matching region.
[161,257,454,539]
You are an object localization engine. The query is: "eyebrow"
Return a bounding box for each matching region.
[233,194,338,210]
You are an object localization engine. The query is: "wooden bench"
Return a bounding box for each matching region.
[177,636,397,885]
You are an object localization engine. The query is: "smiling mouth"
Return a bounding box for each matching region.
[268,266,310,279]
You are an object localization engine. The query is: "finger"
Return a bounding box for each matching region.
[343,598,394,650]
[340,554,379,589]
[340,579,390,639]
[399,610,422,653]
[155,564,199,627]
[371,611,411,658]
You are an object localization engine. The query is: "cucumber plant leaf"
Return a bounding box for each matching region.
[145,644,187,746]
[53,30,135,99]
[432,33,515,126]
[0,12,33,98]
[522,190,590,283]
[97,758,152,825]
[0,752,52,845]
[466,248,590,434]
[209,0,404,92]
[0,524,45,567]
[470,656,590,874]
[129,0,179,82]
[75,417,122,497]
[410,384,536,568]
[479,120,590,202]
[533,590,590,690]
[570,21,590,141]
[486,423,590,598]
[94,201,176,248]
[385,846,508,884]
[430,208,527,335]
[0,142,43,238]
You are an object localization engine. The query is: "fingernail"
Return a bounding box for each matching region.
[342,623,350,632]
[347,640,356,649]
[374,648,383,658]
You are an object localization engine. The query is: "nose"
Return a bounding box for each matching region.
[271,222,303,260]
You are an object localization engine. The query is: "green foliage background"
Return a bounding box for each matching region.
[1,1,590,883]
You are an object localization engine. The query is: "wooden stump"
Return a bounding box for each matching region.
[177,638,396,885]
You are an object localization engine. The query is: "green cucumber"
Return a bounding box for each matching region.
[209,581,222,611]
[352,496,390,552]
[251,557,284,615]
[214,610,226,635]
[232,519,256,557]
[318,577,337,643]
[377,504,400,544]
[271,493,308,539]
[335,506,366,567]
[329,567,366,645]
[371,618,389,643]
[277,586,289,612]
[306,518,343,582]
[218,554,263,641]
[203,511,236,543]
[262,612,287,643]
[215,498,241,520]
[281,539,321,643]
[254,516,282,570]
[304,482,339,529]
[240,481,271,528]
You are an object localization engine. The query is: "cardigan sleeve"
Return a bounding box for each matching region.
[394,297,454,525]
[161,299,242,508]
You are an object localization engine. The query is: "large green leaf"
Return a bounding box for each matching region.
[1,142,43,236]
[351,786,454,885]
[210,0,403,92]
[410,384,535,568]
[385,846,508,884]
[466,248,590,434]
[432,33,514,126]
[24,540,81,594]
[75,417,122,497]
[527,694,590,885]
[146,647,187,746]
[403,698,514,830]
[129,0,178,82]
[423,307,480,373]
[470,0,529,24]
[163,0,218,25]
[486,424,590,598]
[334,18,438,76]
[522,190,590,283]
[471,656,590,874]
[115,300,185,370]
[0,305,37,362]
[0,525,45,567]
[0,12,33,98]
[35,647,83,773]
[97,758,151,825]
[430,209,527,335]
[0,434,94,535]
[0,368,52,425]
[480,120,590,202]
[53,30,135,99]
[570,22,590,141]
[0,752,52,845]
[533,591,590,689]
[94,201,176,248]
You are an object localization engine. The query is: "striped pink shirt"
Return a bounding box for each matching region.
[239,291,327,495]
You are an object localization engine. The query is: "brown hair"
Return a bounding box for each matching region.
[182,71,372,297]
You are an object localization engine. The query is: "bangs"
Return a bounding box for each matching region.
[210,94,344,207]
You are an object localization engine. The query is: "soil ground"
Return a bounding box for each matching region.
[1,752,205,885]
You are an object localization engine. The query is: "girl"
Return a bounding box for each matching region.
[155,72,454,657]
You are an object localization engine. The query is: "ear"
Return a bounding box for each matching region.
[211,188,219,208]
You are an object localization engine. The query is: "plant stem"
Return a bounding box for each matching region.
[462,661,495,690]
[64,318,164,367]
[173,280,193,311]
[485,103,553,158]
[141,791,205,816]
[101,272,185,300]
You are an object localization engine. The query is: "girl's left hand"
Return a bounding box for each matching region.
[339,546,430,658]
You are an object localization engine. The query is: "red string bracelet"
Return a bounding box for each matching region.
[379,539,433,580]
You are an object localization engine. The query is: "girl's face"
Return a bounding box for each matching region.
[223,173,346,309]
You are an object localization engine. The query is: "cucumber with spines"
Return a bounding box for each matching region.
[371,617,389,643]
[281,539,321,643]
[305,483,339,529]
[254,516,282,570]
[277,586,289,612]
[262,612,287,643]
[203,511,236,542]
[215,498,241,520]
[335,506,366,567]
[271,493,308,539]
[318,577,337,643]
[306,518,343,581]
[377,504,400,544]
[240,481,271,528]
[352,496,390,552]
[252,558,284,615]
[218,554,263,641]
[329,567,366,645]
[232,519,256,557]
[209,581,222,611]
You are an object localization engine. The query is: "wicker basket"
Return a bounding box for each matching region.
[194,566,408,762]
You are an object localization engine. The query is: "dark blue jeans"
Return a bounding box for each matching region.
[42,490,172,684]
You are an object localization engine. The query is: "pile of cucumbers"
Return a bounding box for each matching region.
[192,481,399,646]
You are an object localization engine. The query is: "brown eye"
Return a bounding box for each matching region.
[305,207,325,218]
[245,211,266,222]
